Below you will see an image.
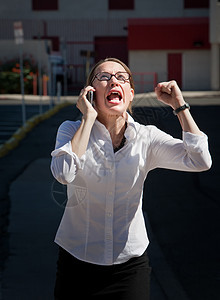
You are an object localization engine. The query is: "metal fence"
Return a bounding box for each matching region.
[66,65,158,94]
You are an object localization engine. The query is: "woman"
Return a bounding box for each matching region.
[51,58,212,299]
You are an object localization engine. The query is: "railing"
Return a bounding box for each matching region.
[133,72,158,93]
[66,66,158,95]
[29,66,158,96]
[66,64,86,94]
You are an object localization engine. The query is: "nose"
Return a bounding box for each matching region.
[110,75,119,86]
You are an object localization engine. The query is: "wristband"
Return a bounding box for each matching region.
[173,103,190,116]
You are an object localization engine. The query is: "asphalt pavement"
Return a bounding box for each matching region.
[0,93,220,299]
[0,104,50,145]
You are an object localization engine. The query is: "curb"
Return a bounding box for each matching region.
[0,102,72,158]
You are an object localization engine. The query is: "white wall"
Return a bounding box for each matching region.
[0,0,209,19]
[0,0,212,90]
[210,0,220,43]
[129,50,167,92]
[0,40,50,72]
[182,50,211,90]
[129,50,167,81]
[129,49,211,91]
[209,0,220,90]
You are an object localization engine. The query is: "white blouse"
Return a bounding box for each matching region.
[51,113,211,266]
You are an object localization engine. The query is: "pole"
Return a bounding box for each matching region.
[19,45,26,125]
[38,35,43,114]
[44,40,53,108]
[62,39,68,97]
[57,81,61,103]
[48,60,53,108]
[14,21,26,125]
[86,50,91,78]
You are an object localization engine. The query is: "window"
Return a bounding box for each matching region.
[184,0,209,8]
[109,0,134,10]
[32,0,58,11]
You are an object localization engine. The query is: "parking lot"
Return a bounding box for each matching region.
[0,92,220,299]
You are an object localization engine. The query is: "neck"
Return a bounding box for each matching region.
[97,112,127,146]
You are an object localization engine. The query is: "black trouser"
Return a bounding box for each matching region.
[54,247,151,300]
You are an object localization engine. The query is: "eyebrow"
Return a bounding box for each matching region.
[97,70,126,74]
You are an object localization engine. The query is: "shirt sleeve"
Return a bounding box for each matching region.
[148,126,212,172]
[50,120,82,184]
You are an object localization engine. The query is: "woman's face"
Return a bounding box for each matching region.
[92,61,134,117]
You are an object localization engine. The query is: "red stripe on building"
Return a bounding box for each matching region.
[128,17,210,50]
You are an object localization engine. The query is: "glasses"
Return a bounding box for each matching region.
[93,72,130,83]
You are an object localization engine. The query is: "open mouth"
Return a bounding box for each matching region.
[106,91,122,102]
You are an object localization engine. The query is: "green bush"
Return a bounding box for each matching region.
[0,57,38,94]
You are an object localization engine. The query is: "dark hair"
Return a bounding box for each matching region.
[86,58,135,113]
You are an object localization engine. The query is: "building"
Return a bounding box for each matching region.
[210,0,220,90]
[0,0,219,93]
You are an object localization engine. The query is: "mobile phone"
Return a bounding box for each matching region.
[87,91,93,106]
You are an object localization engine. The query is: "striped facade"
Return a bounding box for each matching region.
[0,0,219,91]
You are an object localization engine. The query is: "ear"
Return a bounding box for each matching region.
[130,88,134,102]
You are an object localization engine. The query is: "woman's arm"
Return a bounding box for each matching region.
[155,81,203,136]
[148,126,212,172]
[150,81,211,172]
[51,86,97,184]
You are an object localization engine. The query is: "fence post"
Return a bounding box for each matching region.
[154,72,158,88]
[43,75,48,96]
[33,74,37,95]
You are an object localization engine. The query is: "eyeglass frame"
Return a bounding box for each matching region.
[91,71,131,84]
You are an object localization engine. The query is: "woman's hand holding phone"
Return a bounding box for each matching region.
[77,86,97,120]
[72,87,97,158]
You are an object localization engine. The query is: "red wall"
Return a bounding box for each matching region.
[168,53,182,88]
[95,36,128,65]
[128,18,210,50]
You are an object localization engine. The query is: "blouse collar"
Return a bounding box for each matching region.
[94,112,137,142]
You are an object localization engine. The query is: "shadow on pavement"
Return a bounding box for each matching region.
[0,103,219,299]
